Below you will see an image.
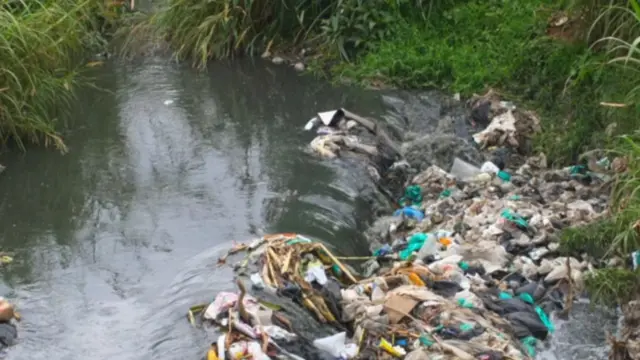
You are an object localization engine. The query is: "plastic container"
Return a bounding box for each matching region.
[450,158,482,181]
[416,234,439,260]
[480,161,500,174]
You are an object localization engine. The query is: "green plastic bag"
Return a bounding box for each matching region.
[521,336,537,357]
[399,233,428,260]
[535,305,555,333]
[399,185,423,206]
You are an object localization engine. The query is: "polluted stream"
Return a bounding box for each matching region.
[0,59,616,359]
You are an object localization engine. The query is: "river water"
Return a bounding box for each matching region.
[0,59,617,359]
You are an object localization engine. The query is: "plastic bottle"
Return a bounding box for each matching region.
[416,234,439,260]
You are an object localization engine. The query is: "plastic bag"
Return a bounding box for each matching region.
[480,161,500,174]
[399,233,429,260]
[228,341,271,360]
[304,260,328,286]
[393,206,425,221]
[450,158,482,181]
[505,311,549,340]
[312,332,358,359]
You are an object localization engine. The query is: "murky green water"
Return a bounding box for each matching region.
[0,58,616,360]
[0,58,387,359]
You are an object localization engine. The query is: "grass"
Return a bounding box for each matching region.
[121,0,334,69]
[119,0,460,68]
[325,0,640,165]
[584,267,640,306]
[0,0,124,152]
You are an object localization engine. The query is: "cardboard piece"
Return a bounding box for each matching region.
[384,294,419,324]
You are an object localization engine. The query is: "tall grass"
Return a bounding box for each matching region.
[122,0,332,69]
[120,0,446,68]
[0,0,118,152]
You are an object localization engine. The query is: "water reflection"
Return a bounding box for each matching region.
[0,58,386,359]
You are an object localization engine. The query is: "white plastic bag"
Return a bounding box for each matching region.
[313,332,358,359]
[480,161,500,174]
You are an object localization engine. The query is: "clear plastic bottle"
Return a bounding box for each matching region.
[416,234,439,260]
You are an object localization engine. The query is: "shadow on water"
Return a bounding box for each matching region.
[0,57,615,359]
[0,58,385,359]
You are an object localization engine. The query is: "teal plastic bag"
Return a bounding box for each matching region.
[399,185,423,206]
[519,293,535,305]
[457,298,474,308]
[501,209,528,228]
[497,170,511,182]
[286,236,313,245]
[535,305,555,333]
[521,336,537,357]
[399,233,428,260]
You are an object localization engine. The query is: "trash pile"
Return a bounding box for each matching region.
[189,149,611,358]
[304,108,400,162]
[466,89,541,154]
[187,96,621,359]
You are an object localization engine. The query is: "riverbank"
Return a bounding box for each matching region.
[0,0,129,152]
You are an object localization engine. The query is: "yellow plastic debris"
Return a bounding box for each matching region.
[379,338,405,358]
[206,344,219,360]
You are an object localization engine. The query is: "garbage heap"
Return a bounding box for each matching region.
[189,98,619,359]
[191,148,613,359]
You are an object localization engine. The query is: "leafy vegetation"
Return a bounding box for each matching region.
[328,0,640,165]
[120,0,457,68]
[0,0,125,151]
[584,267,640,306]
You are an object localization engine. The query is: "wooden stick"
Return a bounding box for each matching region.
[267,247,282,270]
[315,243,357,284]
[266,251,280,287]
[334,255,376,261]
[281,250,293,274]
[562,257,574,316]
[262,263,274,287]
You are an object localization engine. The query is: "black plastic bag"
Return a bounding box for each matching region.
[505,311,549,340]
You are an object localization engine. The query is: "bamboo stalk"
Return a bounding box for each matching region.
[334,255,376,261]
[262,263,274,287]
[315,243,358,284]
[302,294,326,323]
[266,251,280,287]
[281,249,293,274]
